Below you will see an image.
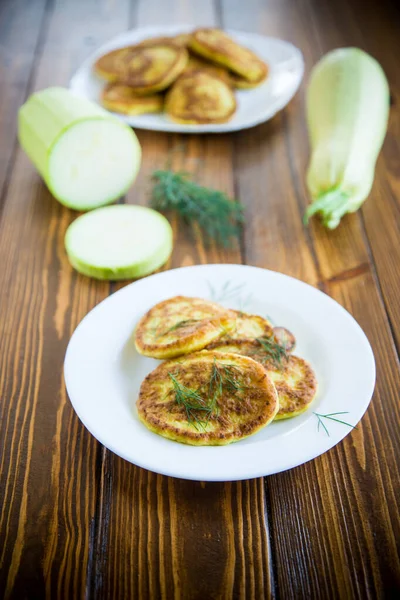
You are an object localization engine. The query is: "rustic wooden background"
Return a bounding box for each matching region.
[1,0,399,598]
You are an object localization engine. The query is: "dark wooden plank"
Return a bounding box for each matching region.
[268,272,400,598]
[94,3,273,598]
[0,0,47,207]
[0,1,131,597]
[221,0,400,597]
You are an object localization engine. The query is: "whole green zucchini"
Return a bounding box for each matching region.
[304,48,390,228]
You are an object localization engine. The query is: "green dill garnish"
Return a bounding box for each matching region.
[168,373,211,430]
[256,336,288,368]
[314,412,356,436]
[168,360,246,429]
[158,318,200,338]
[208,359,246,413]
[150,170,244,247]
[212,360,246,396]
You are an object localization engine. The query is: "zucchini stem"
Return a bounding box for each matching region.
[304,189,350,229]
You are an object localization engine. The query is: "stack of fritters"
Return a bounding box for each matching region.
[94,28,269,124]
[135,296,317,446]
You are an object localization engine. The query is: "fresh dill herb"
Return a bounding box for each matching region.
[168,373,211,430]
[208,359,246,412]
[168,360,246,429]
[158,318,200,338]
[314,412,356,436]
[150,170,244,247]
[256,336,288,368]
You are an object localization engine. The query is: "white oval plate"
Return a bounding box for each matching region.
[64,265,375,481]
[69,25,304,134]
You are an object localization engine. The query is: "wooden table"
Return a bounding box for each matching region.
[1,0,399,597]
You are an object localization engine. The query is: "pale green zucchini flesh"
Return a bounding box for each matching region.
[65,205,173,280]
[18,87,141,210]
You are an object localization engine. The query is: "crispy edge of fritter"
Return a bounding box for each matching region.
[165,71,237,124]
[118,44,189,94]
[270,354,318,419]
[136,350,279,445]
[189,28,268,82]
[208,339,317,419]
[230,67,268,89]
[101,83,164,115]
[134,296,236,359]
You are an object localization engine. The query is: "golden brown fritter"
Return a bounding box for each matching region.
[135,296,236,359]
[165,71,236,124]
[117,43,188,94]
[208,312,296,352]
[137,350,279,445]
[189,28,268,83]
[101,83,164,115]
[208,340,317,420]
[94,46,135,82]
[211,310,274,342]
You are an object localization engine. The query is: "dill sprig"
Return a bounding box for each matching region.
[150,170,244,247]
[208,359,246,412]
[256,336,288,368]
[168,373,211,430]
[158,318,200,338]
[314,412,357,436]
[168,360,246,429]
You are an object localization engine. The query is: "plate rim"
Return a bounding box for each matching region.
[64,264,376,481]
[69,24,305,134]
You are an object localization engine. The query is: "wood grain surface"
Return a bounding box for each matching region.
[0,0,399,598]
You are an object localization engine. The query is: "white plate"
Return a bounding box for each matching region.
[64,264,375,481]
[69,25,304,134]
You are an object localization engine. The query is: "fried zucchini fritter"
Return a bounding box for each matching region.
[117,43,188,94]
[165,71,236,124]
[94,46,135,82]
[209,340,317,420]
[189,28,267,83]
[208,312,296,352]
[135,296,236,359]
[137,350,279,445]
[101,83,164,115]
[213,310,274,342]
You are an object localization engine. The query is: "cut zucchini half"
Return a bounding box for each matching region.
[18,87,141,210]
[65,205,173,280]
